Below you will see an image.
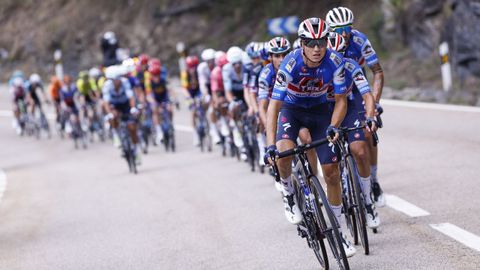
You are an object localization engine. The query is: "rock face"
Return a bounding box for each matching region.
[450,0,480,78]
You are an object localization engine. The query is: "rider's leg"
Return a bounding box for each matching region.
[298,128,318,176]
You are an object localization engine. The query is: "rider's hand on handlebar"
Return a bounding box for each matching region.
[366,117,378,133]
[264,145,278,166]
[326,125,340,143]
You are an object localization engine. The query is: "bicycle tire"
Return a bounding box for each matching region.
[346,156,369,255]
[310,175,350,270]
[292,168,329,269]
[341,163,359,245]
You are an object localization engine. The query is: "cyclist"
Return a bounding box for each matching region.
[327,6,385,207]
[198,48,221,144]
[133,54,150,102]
[9,76,27,134]
[102,66,141,164]
[264,18,355,257]
[246,42,267,167]
[76,71,99,126]
[27,73,49,116]
[182,55,202,146]
[59,75,81,135]
[210,51,230,141]
[223,46,248,161]
[327,32,380,229]
[49,75,63,124]
[145,64,172,145]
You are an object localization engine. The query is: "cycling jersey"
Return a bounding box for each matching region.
[145,75,169,103]
[182,68,200,98]
[242,62,253,88]
[60,84,78,107]
[133,68,148,90]
[258,63,276,100]
[26,82,43,106]
[222,63,244,92]
[102,78,133,105]
[76,78,98,96]
[248,63,263,94]
[197,62,212,95]
[344,30,379,68]
[272,48,347,108]
[11,85,26,102]
[49,77,62,101]
[210,66,224,95]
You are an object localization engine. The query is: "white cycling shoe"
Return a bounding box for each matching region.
[283,194,303,224]
[366,204,380,229]
[372,182,386,208]
[274,180,283,193]
[113,134,121,148]
[341,232,357,258]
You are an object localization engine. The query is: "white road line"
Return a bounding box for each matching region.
[382,99,480,113]
[430,223,480,252]
[385,194,430,217]
[0,169,7,203]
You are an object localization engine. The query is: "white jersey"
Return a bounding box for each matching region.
[222,63,243,92]
[197,62,211,95]
[102,78,133,104]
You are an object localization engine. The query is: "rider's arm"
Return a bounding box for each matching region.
[370,63,384,103]
[330,63,348,127]
[259,99,269,127]
[266,99,282,146]
[222,65,234,103]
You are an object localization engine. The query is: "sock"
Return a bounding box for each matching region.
[330,204,343,232]
[281,176,294,196]
[156,125,162,135]
[257,133,266,160]
[360,176,373,205]
[371,165,378,183]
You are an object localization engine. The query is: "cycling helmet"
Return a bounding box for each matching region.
[292,38,301,50]
[268,37,291,54]
[12,70,24,79]
[148,65,161,76]
[215,51,228,67]
[103,31,115,40]
[259,42,270,61]
[89,67,101,78]
[29,73,42,84]
[326,7,354,28]
[12,77,24,87]
[139,54,149,66]
[186,56,199,68]
[105,66,121,80]
[201,48,216,61]
[149,58,161,68]
[297,17,329,39]
[245,42,262,58]
[242,51,252,65]
[63,75,73,84]
[78,71,88,80]
[226,46,243,63]
[327,32,347,52]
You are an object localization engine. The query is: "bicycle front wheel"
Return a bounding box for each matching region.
[309,175,350,270]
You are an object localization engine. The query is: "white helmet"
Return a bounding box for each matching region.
[122,58,136,73]
[327,33,347,52]
[242,51,252,65]
[103,31,115,40]
[298,17,329,40]
[326,7,354,28]
[267,37,291,54]
[89,67,101,78]
[226,46,243,63]
[201,48,216,61]
[29,73,41,84]
[105,65,121,80]
[292,38,301,50]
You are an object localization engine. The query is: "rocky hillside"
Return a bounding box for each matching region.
[0,0,478,104]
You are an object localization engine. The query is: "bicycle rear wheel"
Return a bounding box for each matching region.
[341,163,358,245]
[347,156,369,255]
[310,175,350,270]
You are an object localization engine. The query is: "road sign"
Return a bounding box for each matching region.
[267,16,299,36]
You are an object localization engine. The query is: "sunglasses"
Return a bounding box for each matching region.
[333,25,352,35]
[271,53,288,58]
[302,38,327,48]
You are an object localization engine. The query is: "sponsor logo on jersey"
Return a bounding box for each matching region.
[301,66,308,73]
[353,71,365,82]
[275,71,287,88]
[285,58,296,73]
[353,35,364,46]
[354,132,360,139]
[363,44,374,56]
[282,133,290,139]
[281,116,288,123]
[329,53,342,66]
[260,68,270,78]
[344,61,355,73]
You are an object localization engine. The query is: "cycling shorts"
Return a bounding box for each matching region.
[276,103,340,164]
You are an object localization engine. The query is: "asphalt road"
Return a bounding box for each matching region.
[0,84,479,270]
